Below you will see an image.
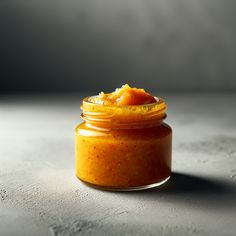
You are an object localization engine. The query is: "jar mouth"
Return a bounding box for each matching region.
[81,96,167,130]
[85,95,160,107]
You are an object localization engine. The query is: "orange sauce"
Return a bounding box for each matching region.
[90,84,157,106]
[75,85,172,190]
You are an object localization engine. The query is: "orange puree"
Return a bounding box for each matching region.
[90,84,156,106]
[75,85,172,191]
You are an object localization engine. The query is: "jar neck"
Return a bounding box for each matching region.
[81,96,167,131]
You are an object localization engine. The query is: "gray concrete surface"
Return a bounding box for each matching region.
[0,93,236,236]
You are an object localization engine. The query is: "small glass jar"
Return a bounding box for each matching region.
[75,96,172,191]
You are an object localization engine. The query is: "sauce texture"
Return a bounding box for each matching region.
[90,84,156,106]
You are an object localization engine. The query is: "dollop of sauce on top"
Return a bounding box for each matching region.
[90,84,156,106]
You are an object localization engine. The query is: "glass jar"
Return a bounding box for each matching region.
[75,96,172,191]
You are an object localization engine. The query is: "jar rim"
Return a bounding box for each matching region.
[83,95,162,108]
[81,95,167,130]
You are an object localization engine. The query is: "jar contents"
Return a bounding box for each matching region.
[90,84,157,106]
[75,85,172,191]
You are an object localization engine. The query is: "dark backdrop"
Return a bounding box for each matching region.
[1,0,236,93]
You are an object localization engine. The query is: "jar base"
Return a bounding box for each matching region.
[77,176,171,192]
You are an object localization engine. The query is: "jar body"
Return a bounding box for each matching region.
[75,122,172,191]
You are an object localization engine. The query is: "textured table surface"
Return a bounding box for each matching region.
[0,93,236,236]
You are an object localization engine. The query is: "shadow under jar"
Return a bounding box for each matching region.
[75,97,172,191]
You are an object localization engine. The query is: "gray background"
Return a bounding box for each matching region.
[1,0,236,93]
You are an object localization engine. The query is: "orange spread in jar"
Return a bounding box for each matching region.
[75,85,172,190]
[90,84,157,106]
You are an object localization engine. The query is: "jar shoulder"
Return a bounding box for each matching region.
[75,122,172,139]
[162,122,172,133]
